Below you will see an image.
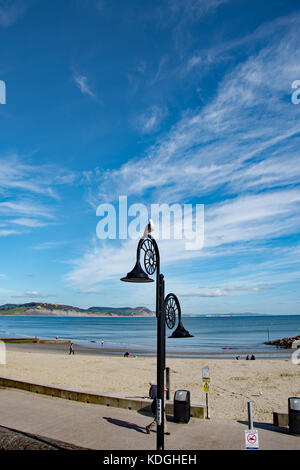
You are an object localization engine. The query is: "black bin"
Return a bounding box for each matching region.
[174,390,190,423]
[289,397,300,435]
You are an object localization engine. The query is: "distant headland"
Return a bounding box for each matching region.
[0,302,154,317]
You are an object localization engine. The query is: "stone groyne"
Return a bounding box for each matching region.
[265,335,300,348]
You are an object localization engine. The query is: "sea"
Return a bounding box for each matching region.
[0,314,299,358]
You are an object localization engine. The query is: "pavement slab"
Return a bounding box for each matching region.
[0,387,299,450]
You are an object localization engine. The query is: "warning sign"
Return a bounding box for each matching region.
[202,367,210,393]
[245,430,259,450]
[202,367,210,382]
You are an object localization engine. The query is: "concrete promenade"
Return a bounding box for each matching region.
[0,387,299,450]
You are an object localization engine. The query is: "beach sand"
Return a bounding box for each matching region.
[1,343,300,423]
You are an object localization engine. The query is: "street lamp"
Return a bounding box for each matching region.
[121,224,193,451]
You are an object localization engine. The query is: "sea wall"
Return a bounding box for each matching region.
[0,338,70,344]
[0,374,206,419]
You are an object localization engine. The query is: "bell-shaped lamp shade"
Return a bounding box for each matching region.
[169,320,194,338]
[120,260,154,283]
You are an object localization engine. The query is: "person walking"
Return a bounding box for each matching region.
[69,343,75,355]
[145,381,170,435]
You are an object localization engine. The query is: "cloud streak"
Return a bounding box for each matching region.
[73,73,95,98]
[134,105,168,134]
[66,13,300,297]
[0,155,77,236]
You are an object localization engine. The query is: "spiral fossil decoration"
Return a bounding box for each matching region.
[141,237,157,275]
[164,293,180,330]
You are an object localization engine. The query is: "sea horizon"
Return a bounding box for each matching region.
[1,314,299,358]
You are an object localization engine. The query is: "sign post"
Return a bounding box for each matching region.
[202,367,210,419]
[245,401,259,450]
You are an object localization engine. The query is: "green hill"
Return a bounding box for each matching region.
[0,302,154,317]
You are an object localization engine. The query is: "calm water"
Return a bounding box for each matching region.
[0,315,299,357]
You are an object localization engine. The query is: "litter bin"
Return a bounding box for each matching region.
[289,397,300,435]
[174,390,190,423]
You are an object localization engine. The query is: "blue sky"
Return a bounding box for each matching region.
[0,0,300,314]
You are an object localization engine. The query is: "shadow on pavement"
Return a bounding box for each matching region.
[103,417,147,434]
[238,420,290,435]
[137,409,174,423]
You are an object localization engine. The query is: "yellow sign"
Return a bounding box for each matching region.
[203,382,210,393]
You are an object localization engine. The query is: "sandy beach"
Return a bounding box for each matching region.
[1,343,299,423]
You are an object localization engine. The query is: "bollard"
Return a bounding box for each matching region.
[248,401,253,429]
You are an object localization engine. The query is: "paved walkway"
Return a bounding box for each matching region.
[0,387,299,450]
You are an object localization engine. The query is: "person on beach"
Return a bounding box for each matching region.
[101,340,104,348]
[251,354,256,360]
[145,381,170,435]
[69,343,75,355]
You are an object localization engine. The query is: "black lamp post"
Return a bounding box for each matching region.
[121,228,193,451]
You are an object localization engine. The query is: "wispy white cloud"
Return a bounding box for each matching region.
[180,285,269,298]
[0,199,55,219]
[65,187,300,289]
[181,288,230,298]
[135,105,168,134]
[10,291,56,299]
[76,287,102,295]
[184,12,300,77]
[150,56,168,85]
[205,189,300,248]
[185,55,202,72]
[86,13,300,201]
[73,73,95,98]
[0,154,77,197]
[67,13,300,293]
[31,241,67,251]
[0,228,20,236]
[24,291,39,298]
[0,154,77,236]
[162,0,230,27]
[10,218,50,228]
